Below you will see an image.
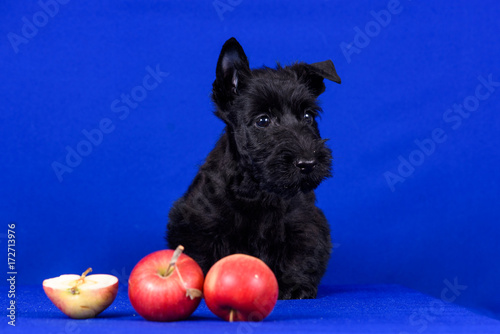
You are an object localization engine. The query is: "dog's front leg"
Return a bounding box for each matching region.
[277,213,332,299]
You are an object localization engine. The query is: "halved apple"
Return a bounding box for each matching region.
[43,268,119,319]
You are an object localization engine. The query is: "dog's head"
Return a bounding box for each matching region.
[212,37,341,196]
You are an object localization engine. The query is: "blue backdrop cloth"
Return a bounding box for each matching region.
[11,284,500,333]
[1,0,500,330]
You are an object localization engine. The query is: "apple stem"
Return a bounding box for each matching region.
[70,267,92,294]
[163,245,203,300]
[81,267,92,279]
[229,309,235,322]
[166,245,184,276]
[170,245,184,265]
[174,265,203,300]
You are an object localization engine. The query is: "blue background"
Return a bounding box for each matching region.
[1,0,499,319]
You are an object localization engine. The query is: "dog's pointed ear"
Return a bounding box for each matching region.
[212,38,250,113]
[310,60,341,84]
[292,60,341,97]
[216,37,250,91]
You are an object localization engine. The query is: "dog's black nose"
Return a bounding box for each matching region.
[295,159,317,174]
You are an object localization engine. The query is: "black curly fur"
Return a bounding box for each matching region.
[167,37,341,299]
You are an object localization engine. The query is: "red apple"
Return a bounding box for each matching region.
[43,268,118,319]
[204,254,279,322]
[128,245,204,321]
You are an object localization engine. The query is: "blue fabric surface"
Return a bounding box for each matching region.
[7,284,500,333]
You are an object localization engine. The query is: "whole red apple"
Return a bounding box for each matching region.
[204,254,279,322]
[128,246,204,321]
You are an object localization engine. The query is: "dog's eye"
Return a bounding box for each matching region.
[256,115,271,128]
[303,112,314,124]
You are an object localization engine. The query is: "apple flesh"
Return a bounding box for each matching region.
[128,246,204,321]
[204,254,279,322]
[43,268,118,319]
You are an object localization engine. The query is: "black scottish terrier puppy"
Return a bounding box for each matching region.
[167,38,340,299]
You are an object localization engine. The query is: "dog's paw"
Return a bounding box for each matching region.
[279,286,317,300]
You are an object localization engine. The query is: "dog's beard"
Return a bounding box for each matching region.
[253,141,333,197]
